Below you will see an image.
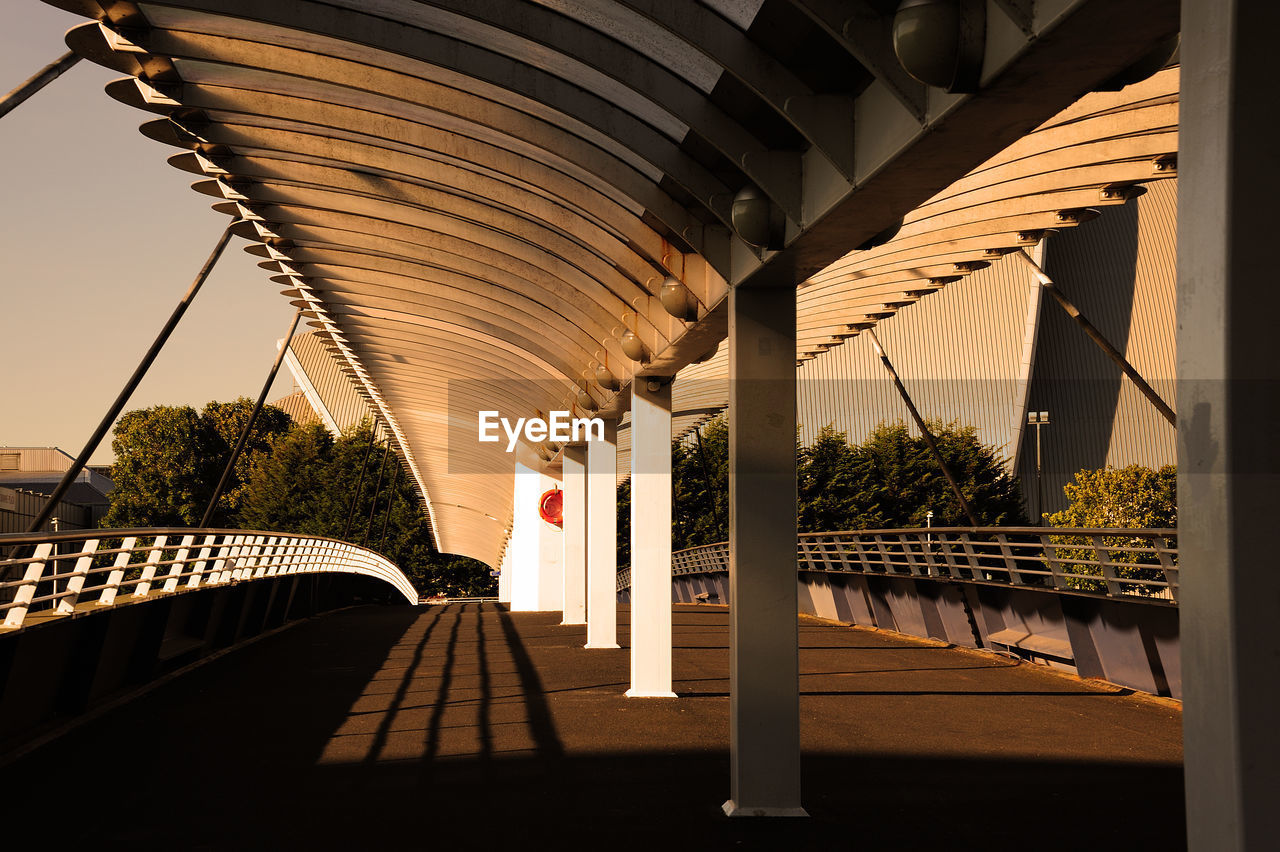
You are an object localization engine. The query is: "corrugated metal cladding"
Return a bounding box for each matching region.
[0,487,94,534]
[269,390,321,427]
[1020,179,1178,518]
[796,254,1038,465]
[0,447,75,472]
[285,331,379,437]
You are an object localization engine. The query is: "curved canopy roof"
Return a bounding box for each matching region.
[48,0,1178,566]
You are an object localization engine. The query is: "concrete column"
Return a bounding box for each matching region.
[724,283,805,817]
[1179,2,1280,848]
[586,420,620,648]
[626,379,675,697]
[561,446,587,625]
[508,452,564,613]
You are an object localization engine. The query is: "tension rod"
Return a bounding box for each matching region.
[26,224,239,533]
[0,50,80,121]
[1015,249,1176,427]
[200,309,303,527]
[867,328,980,527]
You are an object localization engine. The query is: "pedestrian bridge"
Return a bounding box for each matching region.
[0,600,1182,849]
[0,525,1184,848]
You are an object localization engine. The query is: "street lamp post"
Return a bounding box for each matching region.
[1028,411,1051,523]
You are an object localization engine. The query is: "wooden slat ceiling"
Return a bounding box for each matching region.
[48,0,1178,565]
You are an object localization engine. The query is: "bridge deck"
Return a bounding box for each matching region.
[2,603,1183,850]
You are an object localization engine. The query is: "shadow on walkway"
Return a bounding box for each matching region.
[0,603,1183,851]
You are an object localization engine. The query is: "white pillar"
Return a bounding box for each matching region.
[561,445,587,625]
[626,379,674,698]
[1179,2,1280,848]
[508,453,564,613]
[724,284,805,817]
[586,419,620,649]
[498,545,512,603]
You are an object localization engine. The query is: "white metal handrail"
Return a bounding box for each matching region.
[632,527,1179,604]
[0,528,419,630]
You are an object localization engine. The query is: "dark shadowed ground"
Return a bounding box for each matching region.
[1,603,1184,850]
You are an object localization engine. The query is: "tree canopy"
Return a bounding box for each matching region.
[102,402,493,597]
[102,399,290,528]
[1045,464,1177,529]
[619,416,1025,565]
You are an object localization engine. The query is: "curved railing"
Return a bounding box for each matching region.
[0,528,418,631]
[627,527,1179,604]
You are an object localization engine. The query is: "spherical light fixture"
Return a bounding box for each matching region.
[892,0,986,93]
[620,330,648,363]
[594,363,619,391]
[731,184,785,250]
[659,276,696,320]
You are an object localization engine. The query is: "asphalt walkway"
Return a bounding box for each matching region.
[1,603,1184,850]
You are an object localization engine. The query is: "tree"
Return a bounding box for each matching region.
[671,415,728,549]
[850,421,1025,528]
[102,405,210,528]
[1046,464,1177,529]
[1045,464,1176,593]
[798,425,877,532]
[655,417,1025,551]
[199,398,293,523]
[238,420,495,597]
[102,399,291,529]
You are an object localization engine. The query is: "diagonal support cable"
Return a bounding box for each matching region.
[25,224,238,533]
[867,328,980,527]
[343,423,380,540]
[0,50,80,121]
[200,309,303,527]
[361,444,392,547]
[1015,249,1176,427]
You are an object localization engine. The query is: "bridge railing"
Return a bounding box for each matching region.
[646,527,1179,604]
[0,528,418,630]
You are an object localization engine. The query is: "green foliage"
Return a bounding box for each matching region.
[623,417,1025,559]
[849,421,1026,528]
[103,405,209,528]
[102,399,291,529]
[200,399,293,521]
[237,420,494,597]
[1045,464,1177,529]
[1045,464,1177,593]
[672,416,728,549]
[103,407,493,597]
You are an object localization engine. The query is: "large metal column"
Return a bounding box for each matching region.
[1179,1,1280,848]
[724,284,805,817]
[561,445,587,626]
[626,380,674,697]
[585,420,620,649]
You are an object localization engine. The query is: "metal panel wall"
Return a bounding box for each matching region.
[284,331,378,437]
[1020,180,1178,517]
[796,256,1037,465]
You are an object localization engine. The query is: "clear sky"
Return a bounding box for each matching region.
[1,3,298,465]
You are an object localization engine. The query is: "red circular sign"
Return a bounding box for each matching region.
[539,488,563,528]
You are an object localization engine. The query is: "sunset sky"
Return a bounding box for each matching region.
[1,3,298,464]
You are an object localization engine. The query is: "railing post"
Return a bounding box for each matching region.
[59,537,100,613]
[164,534,196,593]
[1040,532,1068,589]
[996,533,1021,584]
[937,533,962,579]
[1152,534,1178,601]
[190,535,217,587]
[1091,534,1122,596]
[99,537,138,606]
[133,535,169,597]
[3,542,54,628]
